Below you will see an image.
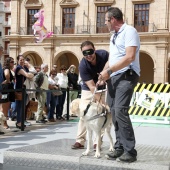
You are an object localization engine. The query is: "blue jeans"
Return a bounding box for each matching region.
[46,92,57,119]
[16,100,22,123]
[8,102,17,118]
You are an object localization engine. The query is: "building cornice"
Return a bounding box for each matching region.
[24,0,42,8]
[131,0,153,4]
[94,0,115,6]
[59,0,79,8]
[139,32,170,38]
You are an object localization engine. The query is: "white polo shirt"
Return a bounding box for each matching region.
[109,23,140,76]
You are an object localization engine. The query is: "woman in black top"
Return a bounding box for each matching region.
[0,57,15,129]
[15,55,34,129]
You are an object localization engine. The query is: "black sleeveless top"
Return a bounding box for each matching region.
[3,68,14,83]
[2,68,15,102]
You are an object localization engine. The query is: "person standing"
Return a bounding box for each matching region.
[98,7,140,163]
[62,65,78,118]
[0,57,15,129]
[0,46,4,135]
[56,65,68,120]
[15,55,34,129]
[34,63,49,123]
[46,70,58,122]
[71,41,109,149]
[52,64,57,71]
[0,46,4,93]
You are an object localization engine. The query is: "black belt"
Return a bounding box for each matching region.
[125,69,136,76]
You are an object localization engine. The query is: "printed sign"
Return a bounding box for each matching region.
[137,89,160,110]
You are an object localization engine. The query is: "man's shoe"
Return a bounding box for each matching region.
[0,131,5,135]
[71,142,84,149]
[36,120,46,124]
[105,149,124,160]
[42,115,48,122]
[116,152,137,163]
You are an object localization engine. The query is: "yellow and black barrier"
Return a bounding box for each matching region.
[128,83,170,117]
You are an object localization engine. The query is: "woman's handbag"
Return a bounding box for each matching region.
[27,100,38,112]
[0,83,10,103]
[1,83,10,93]
[15,92,22,100]
[52,90,63,96]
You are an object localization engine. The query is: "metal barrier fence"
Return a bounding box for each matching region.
[0,87,81,131]
[1,83,169,131]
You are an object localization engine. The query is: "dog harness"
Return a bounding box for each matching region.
[84,85,108,128]
[85,104,109,128]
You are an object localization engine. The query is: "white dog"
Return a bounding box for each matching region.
[70,98,114,158]
[0,111,6,132]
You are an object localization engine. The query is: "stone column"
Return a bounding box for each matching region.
[155,44,168,83]
[11,0,20,35]
[44,46,54,71]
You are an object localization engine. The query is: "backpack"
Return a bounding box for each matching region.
[34,72,44,88]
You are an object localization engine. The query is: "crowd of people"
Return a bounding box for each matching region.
[0,47,80,132]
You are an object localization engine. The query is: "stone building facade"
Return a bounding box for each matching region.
[7,0,170,83]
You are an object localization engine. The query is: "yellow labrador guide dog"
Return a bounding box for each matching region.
[70,98,114,158]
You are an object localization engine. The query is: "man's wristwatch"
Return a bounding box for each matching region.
[107,69,113,76]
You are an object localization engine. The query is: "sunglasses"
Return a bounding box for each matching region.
[10,61,14,63]
[82,49,94,56]
[52,74,56,76]
[61,69,66,70]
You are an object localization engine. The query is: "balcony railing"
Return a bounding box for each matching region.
[19,23,157,35]
[134,23,157,32]
[19,25,109,35]
[19,27,34,35]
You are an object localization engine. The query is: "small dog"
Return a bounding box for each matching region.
[70,98,114,158]
[0,111,6,132]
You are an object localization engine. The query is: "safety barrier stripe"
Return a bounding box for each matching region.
[160,108,168,117]
[134,83,170,93]
[128,106,170,116]
[129,83,170,117]
[143,109,149,116]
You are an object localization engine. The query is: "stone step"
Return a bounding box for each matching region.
[3,139,170,170]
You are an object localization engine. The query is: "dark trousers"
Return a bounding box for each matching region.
[47,92,58,119]
[56,89,66,118]
[16,94,28,123]
[107,70,139,157]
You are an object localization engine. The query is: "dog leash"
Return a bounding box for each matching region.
[86,83,108,128]
[83,84,105,116]
[83,87,98,116]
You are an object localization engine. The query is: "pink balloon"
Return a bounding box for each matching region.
[32,10,53,43]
